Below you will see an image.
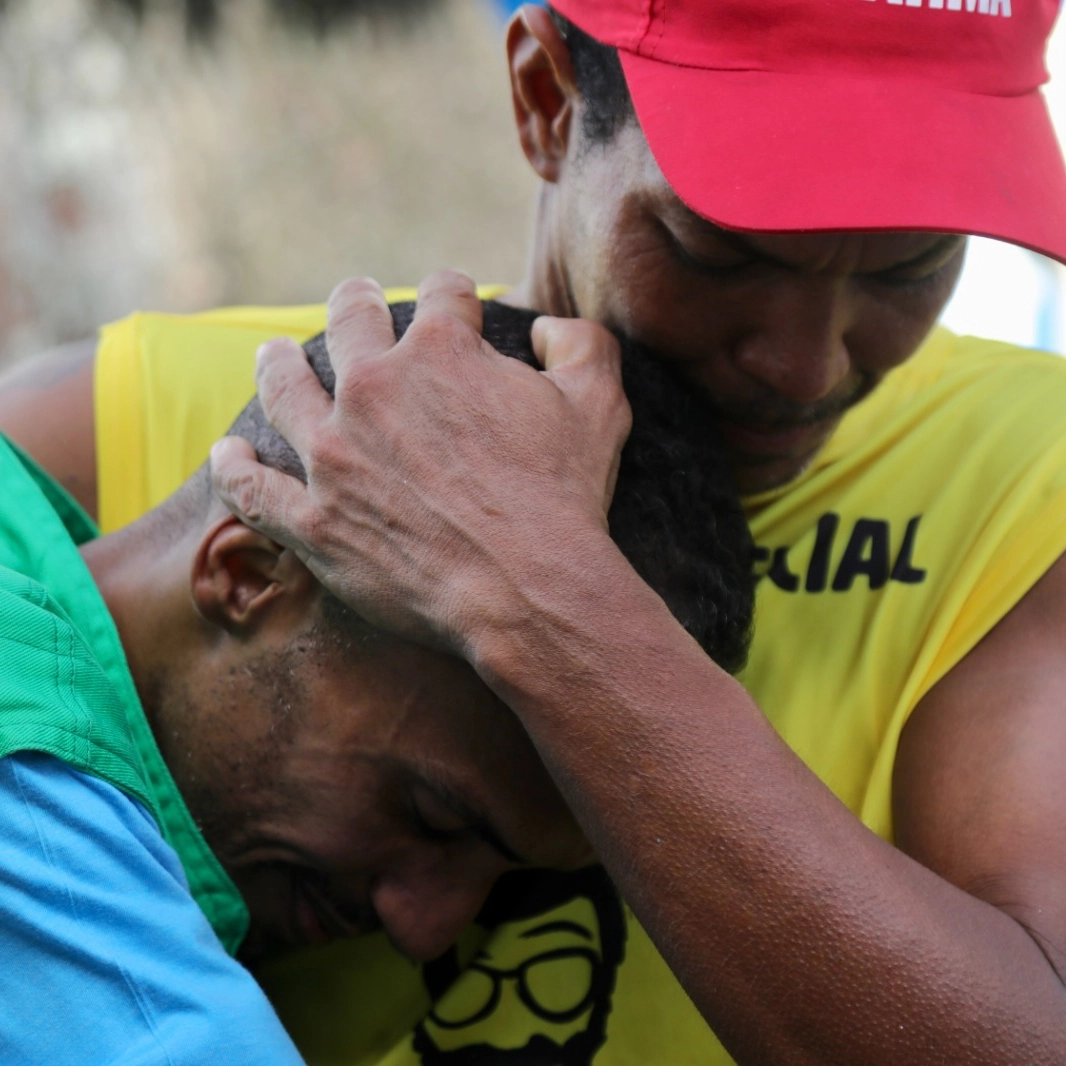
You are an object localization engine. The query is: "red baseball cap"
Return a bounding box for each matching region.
[549,0,1066,264]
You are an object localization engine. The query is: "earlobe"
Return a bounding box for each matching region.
[190,515,313,635]
[507,5,578,183]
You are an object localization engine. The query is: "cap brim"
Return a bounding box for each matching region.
[622,53,1066,265]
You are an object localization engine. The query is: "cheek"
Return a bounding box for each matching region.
[580,213,770,367]
[847,248,965,374]
[590,235,721,349]
[848,278,960,375]
[569,190,679,322]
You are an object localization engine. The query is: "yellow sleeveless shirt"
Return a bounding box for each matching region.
[96,302,1066,1066]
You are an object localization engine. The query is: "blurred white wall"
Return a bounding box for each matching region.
[941,11,1066,354]
[4,1,1066,363]
[0,0,536,368]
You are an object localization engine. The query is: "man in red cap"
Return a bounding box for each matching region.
[5,1,1066,1063]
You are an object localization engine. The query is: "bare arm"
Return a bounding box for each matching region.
[894,550,1066,987]
[0,339,98,520]
[474,536,1066,1064]
[212,272,1066,1064]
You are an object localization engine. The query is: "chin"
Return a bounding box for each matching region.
[735,459,812,496]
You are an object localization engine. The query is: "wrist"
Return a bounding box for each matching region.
[461,521,684,708]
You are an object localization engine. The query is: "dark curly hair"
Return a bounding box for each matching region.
[230,301,754,674]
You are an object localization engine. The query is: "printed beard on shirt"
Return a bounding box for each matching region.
[412,867,626,1066]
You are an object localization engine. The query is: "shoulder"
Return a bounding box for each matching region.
[0,749,171,880]
[0,339,97,520]
[0,751,302,1065]
[819,329,1066,489]
[882,327,1066,420]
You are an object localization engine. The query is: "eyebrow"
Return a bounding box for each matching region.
[881,234,965,272]
[669,214,963,274]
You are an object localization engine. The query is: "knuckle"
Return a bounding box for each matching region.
[230,471,265,524]
[582,370,631,440]
[545,318,622,378]
[300,505,330,553]
[304,434,339,480]
[409,309,473,353]
[337,354,391,409]
[565,316,611,348]
[258,373,300,423]
[329,299,377,337]
[588,325,623,370]
[571,346,627,410]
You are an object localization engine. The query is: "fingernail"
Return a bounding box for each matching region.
[209,437,238,466]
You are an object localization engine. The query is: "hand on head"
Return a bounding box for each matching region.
[210,269,631,654]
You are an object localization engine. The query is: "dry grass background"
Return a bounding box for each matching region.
[0,0,537,366]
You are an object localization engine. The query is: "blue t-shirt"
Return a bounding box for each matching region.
[0,751,303,1065]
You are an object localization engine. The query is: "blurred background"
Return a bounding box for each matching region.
[0,0,1064,368]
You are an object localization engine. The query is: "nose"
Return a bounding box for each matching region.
[370,864,499,963]
[731,277,852,407]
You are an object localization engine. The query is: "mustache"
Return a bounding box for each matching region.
[701,371,878,430]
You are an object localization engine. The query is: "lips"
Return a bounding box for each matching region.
[714,417,832,458]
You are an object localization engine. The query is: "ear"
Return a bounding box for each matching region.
[506,5,579,183]
[190,515,316,635]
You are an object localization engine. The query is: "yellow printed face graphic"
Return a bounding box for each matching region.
[430,898,602,1048]
[413,868,626,1066]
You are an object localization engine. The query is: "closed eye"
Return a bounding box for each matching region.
[408,779,527,864]
[660,221,756,278]
[863,236,964,287]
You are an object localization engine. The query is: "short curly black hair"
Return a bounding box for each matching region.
[230,302,754,675]
[549,6,635,145]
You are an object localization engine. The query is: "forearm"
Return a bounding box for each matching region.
[472,531,1066,1066]
[208,273,1066,1060]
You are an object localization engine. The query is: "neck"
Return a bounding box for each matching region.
[505,184,576,317]
[79,507,204,726]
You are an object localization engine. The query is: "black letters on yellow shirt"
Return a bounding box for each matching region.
[805,512,840,593]
[833,518,890,591]
[755,514,927,593]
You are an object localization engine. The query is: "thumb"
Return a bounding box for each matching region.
[530,315,622,377]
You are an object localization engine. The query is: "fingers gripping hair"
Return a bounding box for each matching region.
[226,300,754,674]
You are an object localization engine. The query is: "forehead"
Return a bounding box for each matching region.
[582,122,962,272]
[310,636,583,856]
[313,632,515,752]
